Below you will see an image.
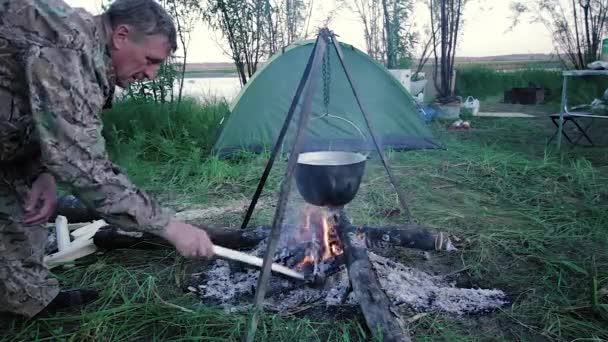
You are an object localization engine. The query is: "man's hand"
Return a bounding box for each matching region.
[23,173,57,225]
[161,218,214,258]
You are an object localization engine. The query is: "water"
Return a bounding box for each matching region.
[115,76,244,102]
[180,77,243,102]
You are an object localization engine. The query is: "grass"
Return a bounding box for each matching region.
[2,97,607,341]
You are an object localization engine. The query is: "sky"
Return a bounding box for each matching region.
[65,0,555,63]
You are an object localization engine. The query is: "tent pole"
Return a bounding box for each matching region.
[244,32,328,342]
[331,33,413,223]
[240,35,321,230]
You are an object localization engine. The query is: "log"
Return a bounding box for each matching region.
[334,212,411,342]
[92,224,454,253]
[93,225,271,251]
[359,225,457,251]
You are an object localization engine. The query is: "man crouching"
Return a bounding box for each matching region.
[0,0,214,318]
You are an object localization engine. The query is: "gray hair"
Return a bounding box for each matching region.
[105,0,178,52]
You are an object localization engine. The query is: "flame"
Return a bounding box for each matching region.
[294,205,343,270]
[296,255,315,269]
[322,216,333,260]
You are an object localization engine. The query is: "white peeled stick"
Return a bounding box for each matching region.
[45,217,104,269]
[55,215,71,252]
[212,245,304,281]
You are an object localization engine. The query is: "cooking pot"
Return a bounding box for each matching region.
[295,151,367,207]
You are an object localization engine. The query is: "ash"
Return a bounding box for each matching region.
[369,253,508,315]
[188,242,507,316]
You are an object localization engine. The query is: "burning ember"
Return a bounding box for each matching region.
[293,205,343,270]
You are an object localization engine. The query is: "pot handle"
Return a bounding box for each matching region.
[311,113,371,158]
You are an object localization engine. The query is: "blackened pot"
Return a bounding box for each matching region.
[295,151,367,207]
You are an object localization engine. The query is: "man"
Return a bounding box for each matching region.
[0,0,214,319]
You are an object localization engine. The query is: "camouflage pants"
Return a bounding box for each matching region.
[0,170,59,318]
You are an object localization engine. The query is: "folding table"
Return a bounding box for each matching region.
[554,70,608,148]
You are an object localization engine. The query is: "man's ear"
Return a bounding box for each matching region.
[111,24,131,50]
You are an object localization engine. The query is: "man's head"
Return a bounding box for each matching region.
[104,0,177,88]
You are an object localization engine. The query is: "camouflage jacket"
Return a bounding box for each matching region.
[0,0,174,233]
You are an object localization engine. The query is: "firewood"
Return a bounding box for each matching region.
[71,220,107,239]
[334,213,411,342]
[92,224,454,254]
[44,238,98,269]
[55,215,70,252]
[358,225,457,251]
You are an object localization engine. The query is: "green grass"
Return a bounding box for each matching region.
[455,66,608,107]
[2,98,607,341]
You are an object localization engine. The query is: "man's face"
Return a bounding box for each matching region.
[109,25,172,88]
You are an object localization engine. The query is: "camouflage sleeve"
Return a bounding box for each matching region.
[25,45,175,235]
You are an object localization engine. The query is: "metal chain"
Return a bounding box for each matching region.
[322,46,331,116]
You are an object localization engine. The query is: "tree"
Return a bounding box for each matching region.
[349,0,385,62]
[343,0,418,68]
[263,0,315,55]
[429,0,468,103]
[164,0,203,105]
[510,0,608,69]
[412,22,440,80]
[203,0,268,86]
[203,0,319,85]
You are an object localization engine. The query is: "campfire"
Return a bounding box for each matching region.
[77,197,508,341]
[276,205,344,280]
[183,203,508,323]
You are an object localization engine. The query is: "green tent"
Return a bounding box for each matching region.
[212,39,441,157]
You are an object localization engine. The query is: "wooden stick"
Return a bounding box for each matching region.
[71,220,107,239]
[44,238,98,269]
[55,215,70,252]
[212,245,304,281]
[335,212,411,342]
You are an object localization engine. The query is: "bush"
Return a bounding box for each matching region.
[455,66,608,106]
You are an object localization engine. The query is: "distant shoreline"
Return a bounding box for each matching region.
[184,55,562,77]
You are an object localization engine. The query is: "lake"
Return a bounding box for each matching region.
[180,77,243,102]
[114,76,244,103]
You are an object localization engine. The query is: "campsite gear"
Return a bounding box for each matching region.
[212,245,305,280]
[588,60,608,70]
[548,112,600,146]
[436,102,461,119]
[212,37,440,157]
[553,69,608,149]
[463,96,480,116]
[504,85,547,104]
[295,151,367,207]
[242,29,418,342]
[419,106,437,123]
